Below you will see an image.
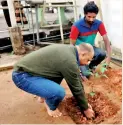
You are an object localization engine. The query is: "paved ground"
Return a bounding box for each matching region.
[0,70,75,124]
[0,64,121,123]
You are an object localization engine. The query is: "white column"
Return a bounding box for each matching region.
[58,7,64,43]
[7,0,16,27]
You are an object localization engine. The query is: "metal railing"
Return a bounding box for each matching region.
[0,0,78,50]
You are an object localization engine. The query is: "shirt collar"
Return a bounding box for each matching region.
[80,17,97,27]
[75,47,80,66]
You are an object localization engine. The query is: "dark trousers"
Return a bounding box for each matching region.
[12,71,65,110]
[80,46,106,77]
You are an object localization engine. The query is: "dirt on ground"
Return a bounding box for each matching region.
[0,70,74,124]
[65,92,120,124]
[0,68,122,124]
[64,68,122,124]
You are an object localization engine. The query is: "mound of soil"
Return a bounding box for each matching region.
[64,92,120,124]
[89,68,122,101]
[105,68,122,84]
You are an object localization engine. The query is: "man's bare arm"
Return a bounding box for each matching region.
[102,34,111,65]
[70,39,76,45]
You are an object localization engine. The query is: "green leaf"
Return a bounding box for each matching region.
[102,63,108,67]
[101,67,107,73]
[89,92,95,97]
[95,73,100,78]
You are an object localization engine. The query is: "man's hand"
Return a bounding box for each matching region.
[84,104,95,119]
[84,108,95,119]
[105,57,111,67]
[88,103,92,110]
[103,34,111,66]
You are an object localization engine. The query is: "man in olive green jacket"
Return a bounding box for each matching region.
[12,43,94,118]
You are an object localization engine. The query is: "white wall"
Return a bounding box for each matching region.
[100,0,122,50]
[76,0,88,19]
[76,0,122,50]
[0,6,4,17]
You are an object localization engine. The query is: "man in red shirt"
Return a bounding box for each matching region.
[70,1,111,80]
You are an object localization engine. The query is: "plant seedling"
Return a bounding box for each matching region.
[89,91,95,97]
[94,63,109,78]
[100,63,108,73]
[95,72,100,78]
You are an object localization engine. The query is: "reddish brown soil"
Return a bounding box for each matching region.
[0,68,122,124]
[64,92,120,124]
[62,68,122,124]
[0,70,74,124]
[89,68,122,101]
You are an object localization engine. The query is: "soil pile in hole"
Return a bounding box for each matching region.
[64,92,120,124]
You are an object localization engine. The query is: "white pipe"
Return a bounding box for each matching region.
[58,7,64,43]
[35,5,40,44]
[98,0,104,22]
[0,30,9,33]
[7,0,17,27]
[0,7,8,9]
[73,0,77,21]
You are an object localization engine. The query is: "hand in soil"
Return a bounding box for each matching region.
[84,108,95,119]
[88,103,92,110]
[44,101,62,117]
[105,57,110,66]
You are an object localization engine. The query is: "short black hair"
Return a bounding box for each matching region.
[84,1,99,14]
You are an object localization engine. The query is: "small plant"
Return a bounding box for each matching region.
[88,81,95,97]
[94,63,109,79]
[85,66,108,79]
[89,91,95,97]
[100,63,108,73]
[94,72,108,79]
[88,63,109,97]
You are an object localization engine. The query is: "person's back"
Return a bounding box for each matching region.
[12,43,95,118]
[14,44,77,83]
